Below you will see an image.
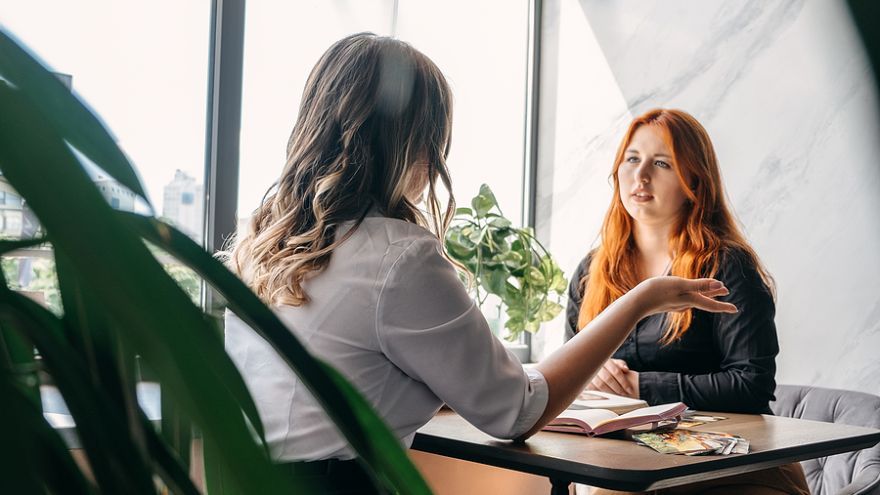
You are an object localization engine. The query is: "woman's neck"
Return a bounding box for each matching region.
[632,221,674,280]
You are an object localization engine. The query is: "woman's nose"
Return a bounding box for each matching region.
[635,161,651,184]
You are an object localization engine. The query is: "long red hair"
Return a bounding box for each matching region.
[578,109,772,343]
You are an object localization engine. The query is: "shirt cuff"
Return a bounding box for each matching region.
[509,368,549,438]
[638,371,683,406]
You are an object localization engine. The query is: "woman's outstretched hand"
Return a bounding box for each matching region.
[633,277,738,317]
[521,276,736,440]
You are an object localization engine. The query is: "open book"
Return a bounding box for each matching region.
[569,390,649,414]
[543,402,687,437]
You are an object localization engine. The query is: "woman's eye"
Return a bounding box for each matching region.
[655,160,671,169]
[626,156,639,163]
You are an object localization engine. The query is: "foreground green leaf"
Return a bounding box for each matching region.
[124,213,433,495]
[0,31,149,205]
[0,372,96,495]
[0,289,156,494]
[0,81,293,493]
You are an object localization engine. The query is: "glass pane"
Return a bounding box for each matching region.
[1,1,211,306]
[396,0,529,221]
[238,0,395,220]
[396,1,530,344]
[237,2,530,349]
[238,1,529,221]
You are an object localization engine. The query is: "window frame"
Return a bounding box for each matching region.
[202,0,246,313]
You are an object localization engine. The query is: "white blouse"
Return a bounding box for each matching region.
[224,214,548,461]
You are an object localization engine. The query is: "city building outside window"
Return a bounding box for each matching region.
[0,1,212,309]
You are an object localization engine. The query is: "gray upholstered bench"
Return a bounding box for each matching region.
[771,385,880,495]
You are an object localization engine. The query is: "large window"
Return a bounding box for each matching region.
[3,0,535,350]
[237,1,396,220]
[394,1,530,347]
[396,0,528,219]
[0,1,212,306]
[238,0,529,222]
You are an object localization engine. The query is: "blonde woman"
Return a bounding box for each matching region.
[223,35,736,494]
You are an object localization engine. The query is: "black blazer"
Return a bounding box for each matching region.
[564,248,779,414]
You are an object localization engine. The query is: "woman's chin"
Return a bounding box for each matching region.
[626,207,674,226]
[624,203,654,219]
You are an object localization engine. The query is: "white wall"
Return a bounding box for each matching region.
[532,0,880,396]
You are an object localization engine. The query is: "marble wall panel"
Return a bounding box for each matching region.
[533,0,880,396]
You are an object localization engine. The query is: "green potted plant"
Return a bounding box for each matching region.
[0,29,430,494]
[445,185,566,359]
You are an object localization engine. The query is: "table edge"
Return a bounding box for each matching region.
[411,429,880,491]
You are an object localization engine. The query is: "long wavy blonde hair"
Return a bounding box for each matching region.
[224,33,455,306]
[578,109,774,343]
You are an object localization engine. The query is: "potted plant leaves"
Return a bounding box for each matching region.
[445,184,566,360]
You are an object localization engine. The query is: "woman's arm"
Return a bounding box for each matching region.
[377,237,550,440]
[520,276,737,439]
[377,237,736,441]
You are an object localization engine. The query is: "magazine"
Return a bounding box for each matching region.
[632,429,750,455]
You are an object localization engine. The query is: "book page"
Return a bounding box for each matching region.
[590,402,685,431]
[616,403,686,421]
[553,408,619,429]
[570,391,648,414]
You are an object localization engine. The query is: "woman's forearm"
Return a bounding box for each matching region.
[679,367,776,413]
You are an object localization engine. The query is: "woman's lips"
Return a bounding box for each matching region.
[631,192,654,203]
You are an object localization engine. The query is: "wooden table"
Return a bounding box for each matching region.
[412,410,880,494]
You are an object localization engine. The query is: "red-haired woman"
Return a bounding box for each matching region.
[566,109,810,494]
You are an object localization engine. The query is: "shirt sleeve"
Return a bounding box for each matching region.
[638,250,779,413]
[375,236,549,439]
[564,254,592,342]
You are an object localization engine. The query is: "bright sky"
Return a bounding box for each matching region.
[1,0,528,225]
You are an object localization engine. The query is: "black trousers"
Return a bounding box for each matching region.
[276,459,382,495]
